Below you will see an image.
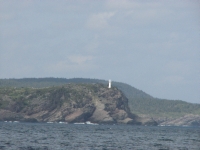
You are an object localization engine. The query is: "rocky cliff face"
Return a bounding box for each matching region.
[153,114,200,126]
[0,84,156,125]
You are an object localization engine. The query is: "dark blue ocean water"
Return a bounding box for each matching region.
[0,122,199,150]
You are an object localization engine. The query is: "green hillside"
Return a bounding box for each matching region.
[111,82,200,118]
[0,78,200,118]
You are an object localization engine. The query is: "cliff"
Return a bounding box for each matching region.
[154,114,200,126]
[0,84,157,125]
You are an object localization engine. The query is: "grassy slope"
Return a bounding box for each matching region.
[111,82,200,118]
[0,83,105,111]
[0,78,200,118]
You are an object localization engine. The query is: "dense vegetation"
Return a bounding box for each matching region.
[0,78,200,118]
[0,83,104,110]
[111,82,200,118]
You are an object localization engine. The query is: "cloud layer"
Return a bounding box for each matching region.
[0,0,199,103]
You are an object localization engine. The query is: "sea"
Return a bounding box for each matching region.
[0,122,199,150]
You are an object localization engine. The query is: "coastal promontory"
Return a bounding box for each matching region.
[0,83,156,125]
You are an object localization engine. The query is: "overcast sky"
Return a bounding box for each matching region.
[0,0,199,103]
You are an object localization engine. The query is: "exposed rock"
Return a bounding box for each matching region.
[0,84,153,125]
[157,114,200,126]
[137,117,158,126]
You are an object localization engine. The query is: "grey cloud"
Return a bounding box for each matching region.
[0,0,199,103]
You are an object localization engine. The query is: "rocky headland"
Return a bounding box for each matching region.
[0,84,157,125]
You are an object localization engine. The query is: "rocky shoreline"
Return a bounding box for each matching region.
[0,83,199,126]
[0,84,157,126]
[153,114,200,126]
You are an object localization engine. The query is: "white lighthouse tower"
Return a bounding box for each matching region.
[108,79,111,88]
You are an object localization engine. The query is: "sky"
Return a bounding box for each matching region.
[0,0,200,103]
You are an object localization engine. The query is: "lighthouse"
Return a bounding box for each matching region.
[108,79,111,88]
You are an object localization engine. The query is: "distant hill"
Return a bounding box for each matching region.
[0,78,200,120]
[111,82,200,118]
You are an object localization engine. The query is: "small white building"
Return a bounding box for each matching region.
[108,79,111,88]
